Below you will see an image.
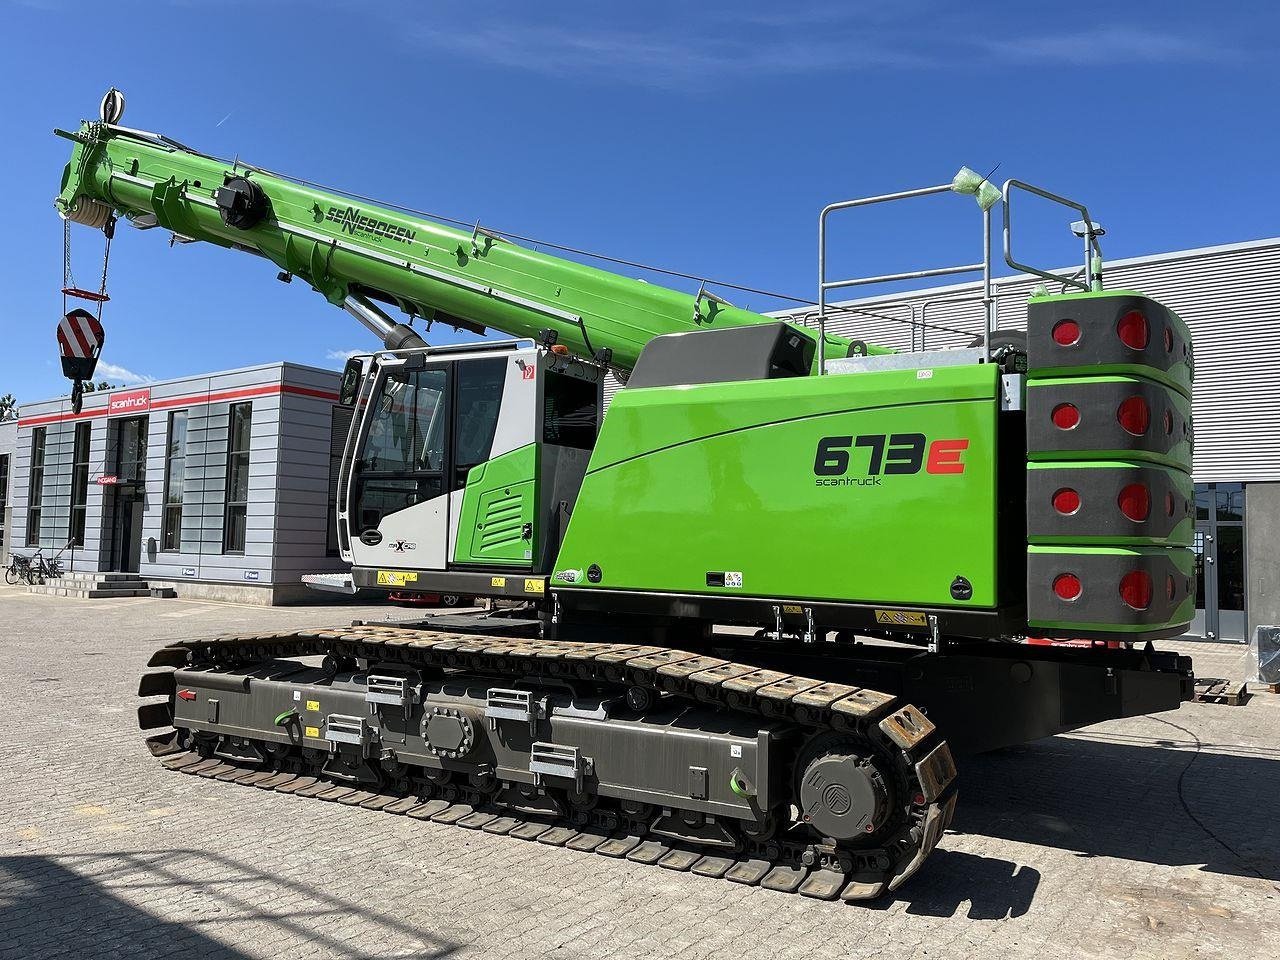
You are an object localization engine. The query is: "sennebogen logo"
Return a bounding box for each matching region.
[324,206,418,245]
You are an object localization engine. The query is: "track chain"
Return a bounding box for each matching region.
[138,625,958,902]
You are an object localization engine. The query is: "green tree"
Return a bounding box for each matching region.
[0,393,16,421]
[82,380,116,393]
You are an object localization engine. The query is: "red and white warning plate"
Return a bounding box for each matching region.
[58,307,105,359]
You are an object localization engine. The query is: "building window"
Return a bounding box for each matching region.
[26,427,46,547]
[162,411,188,551]
[223,402,252,554]
[69,421,91,546]
[113,416,149,484]
[0,453,9,546]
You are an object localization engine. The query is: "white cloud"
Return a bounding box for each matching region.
[95,360,154,385]
[325,348,365,361]
[405,11,1232,89]
[408,22,934,89]
[980,27,1232,65]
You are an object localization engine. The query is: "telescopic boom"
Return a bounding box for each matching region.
[55,118,875,368]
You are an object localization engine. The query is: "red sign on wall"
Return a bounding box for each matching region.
[108,387,151,416]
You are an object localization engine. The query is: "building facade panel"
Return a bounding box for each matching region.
[8,362,343,603]
[0,420,16,560]
[273,385,351,584]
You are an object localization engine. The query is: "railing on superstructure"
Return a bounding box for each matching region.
[811,172,1106,371]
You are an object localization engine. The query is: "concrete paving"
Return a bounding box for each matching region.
[1,583,1276,960]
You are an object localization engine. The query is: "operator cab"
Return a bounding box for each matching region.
[334,340,603,602]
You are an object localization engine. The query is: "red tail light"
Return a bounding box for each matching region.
[1163,410,1174,435]
[1117,483,1150,522]
[1117,396,1150,436]
[1117,310,1149,350]
[1165,491,1175,516]
[1053,573,1082,601]
[1053,319,1081,346]
[1119,571,1152,610]
[1163,327,1174,352]
[1052,488,1081,515]
[1052,403,1081,430]
[1166,575,1176,601]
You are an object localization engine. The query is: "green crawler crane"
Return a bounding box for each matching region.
[57,93,1195,902]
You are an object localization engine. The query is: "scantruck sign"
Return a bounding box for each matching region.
[108,387,151,415]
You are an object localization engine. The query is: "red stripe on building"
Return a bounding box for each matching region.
[17,382,340,428]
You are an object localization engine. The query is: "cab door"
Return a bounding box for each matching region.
[447,352,539,568]
[348,362,451,571]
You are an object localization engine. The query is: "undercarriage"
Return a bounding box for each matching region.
[138,617,1192,902]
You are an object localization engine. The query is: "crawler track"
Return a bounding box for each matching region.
[138,625,957,902]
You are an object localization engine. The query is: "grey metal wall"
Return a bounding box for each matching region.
[0,419,16,561]
[273,365,352,586]
[1245,482,1280,642]
[139,368,285,584]
[170,388,229,571]
[38,422,77,559]
[10,362,345,594]
[769,238,1280,484]
[6,413,100,572]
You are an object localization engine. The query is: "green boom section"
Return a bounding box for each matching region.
[553,365,1000,607]
[55,121,884,371]
[453,443,537,567]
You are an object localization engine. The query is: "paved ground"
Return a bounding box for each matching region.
[1,583,1277,960]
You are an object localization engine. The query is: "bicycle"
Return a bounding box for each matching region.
[30,547,65,584]
[4,553,34,585]
[31,543,71,584]
[4,545,66,585]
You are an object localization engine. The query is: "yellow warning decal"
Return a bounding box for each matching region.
[305,700,320,713]
[524,578,545,595]
[874,609,928,627]
[491,576,507,588]
[782,604,803,614]
[304,726,320,739]
[376,570,419,587]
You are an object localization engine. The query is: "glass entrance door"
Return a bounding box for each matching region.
[106,416,148,573]
[1194,483,1247,643]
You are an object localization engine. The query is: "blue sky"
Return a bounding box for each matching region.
[1,0,1275,401]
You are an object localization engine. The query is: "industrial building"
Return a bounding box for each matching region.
[2,238,1277,635]
[1,362,347,604]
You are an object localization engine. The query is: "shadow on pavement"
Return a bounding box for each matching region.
[952,726,1280,884]
[872,850,1041,919]
[0,850,458,960]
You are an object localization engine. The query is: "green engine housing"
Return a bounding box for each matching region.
[553,364,1001,614]
[549,290,1195,642]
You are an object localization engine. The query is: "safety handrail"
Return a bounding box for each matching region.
[818,181,994,373]
[1002,178,1104,293]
